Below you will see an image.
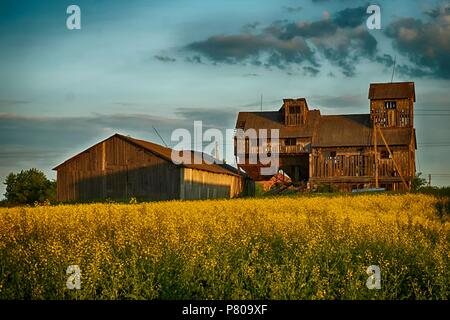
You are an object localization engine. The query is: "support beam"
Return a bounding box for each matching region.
[376,125,409,190]
[373,122,379,188]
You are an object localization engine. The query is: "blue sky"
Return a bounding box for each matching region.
[1,0,450,195]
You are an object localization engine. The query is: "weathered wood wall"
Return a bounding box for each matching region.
[56,136,180,202]
[309,145,414,191]
[180,168,243,200]
[370,98,414,128]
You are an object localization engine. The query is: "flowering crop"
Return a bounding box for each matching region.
[0,194,448,299]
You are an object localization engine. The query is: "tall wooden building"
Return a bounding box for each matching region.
[54,134,250,202]
[234,82,417,191]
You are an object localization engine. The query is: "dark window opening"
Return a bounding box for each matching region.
[285,138,297,146]
[289,106,301,114]
[384,101,397,109]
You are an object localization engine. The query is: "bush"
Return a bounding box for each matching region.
[3,168,56,205]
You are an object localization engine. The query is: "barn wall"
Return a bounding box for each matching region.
[56,136,180,202]
[370,98,414,128]
[309,145,414,191]
[180,168,243,200]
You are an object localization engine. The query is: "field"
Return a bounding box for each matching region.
[0,194,449,300]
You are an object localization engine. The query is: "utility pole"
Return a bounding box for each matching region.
[428,174,432,187]
[260,94,263,112]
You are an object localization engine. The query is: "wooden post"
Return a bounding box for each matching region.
[373,122,379,188]
[377,126,409,190]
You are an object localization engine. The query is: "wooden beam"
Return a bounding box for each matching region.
[376,125,409,190]
[373,121,379,188]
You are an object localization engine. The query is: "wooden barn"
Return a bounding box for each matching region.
[53,134,251,202]
[234,82,417,192]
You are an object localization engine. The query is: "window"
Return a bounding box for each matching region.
[326,151,337,160]
[284,138,297,146]
[289,105,300,114]
[384,101,397,109]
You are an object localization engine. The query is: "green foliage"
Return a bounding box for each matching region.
[3,168,56,205]
[412,172,428,191]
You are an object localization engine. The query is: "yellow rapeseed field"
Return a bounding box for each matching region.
[0,194,449,299]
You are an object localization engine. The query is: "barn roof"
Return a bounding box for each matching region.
[119,134,242,176]
[53,134,242,177]
[368,82,415,101]
[312,114,413,147]
[235,109,320,138]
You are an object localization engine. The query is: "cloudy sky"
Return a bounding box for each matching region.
[1,0,450,195]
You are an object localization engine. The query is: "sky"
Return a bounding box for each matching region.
[1,0,450,196]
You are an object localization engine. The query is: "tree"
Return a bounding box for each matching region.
[4,169,56,205]
[411,172,427,191]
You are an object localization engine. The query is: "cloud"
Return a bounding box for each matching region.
[186,34,316,69]
[241,22,260,33]
[303,66,320,76]
[283,6,303,13]
[385,3,450,79]
[154,55,176,63]
[184,6,377,76]
[185,55,204,64]
[332,5,367,28]
[375,54,395,67]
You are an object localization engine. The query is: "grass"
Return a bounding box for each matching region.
[0,193,449,299]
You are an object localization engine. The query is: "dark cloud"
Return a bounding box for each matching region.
[186,33,316,67]
[184,6,377,77]
[154,55,176,63]
[332,5,367,28]
[375,54,395,67]
[385,3,450,79]
[243,73,260,77]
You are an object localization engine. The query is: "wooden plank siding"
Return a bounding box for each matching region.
[309,145,414,191]
[56,136,181,202]
[180,168,243,200]
[55,135,247,202]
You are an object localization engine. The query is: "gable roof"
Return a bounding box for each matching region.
[312,114,413,147]
[368,82,415,101]
[235,109,320,138]
[53,134,242,176]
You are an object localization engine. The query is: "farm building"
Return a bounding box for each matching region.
[53,134,252,202]
[234,82,417,192]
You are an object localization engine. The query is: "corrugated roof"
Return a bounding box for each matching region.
[54,134,242,176]
[235,109,320,138]
[368,82,415,101]
[312,114,413,147]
